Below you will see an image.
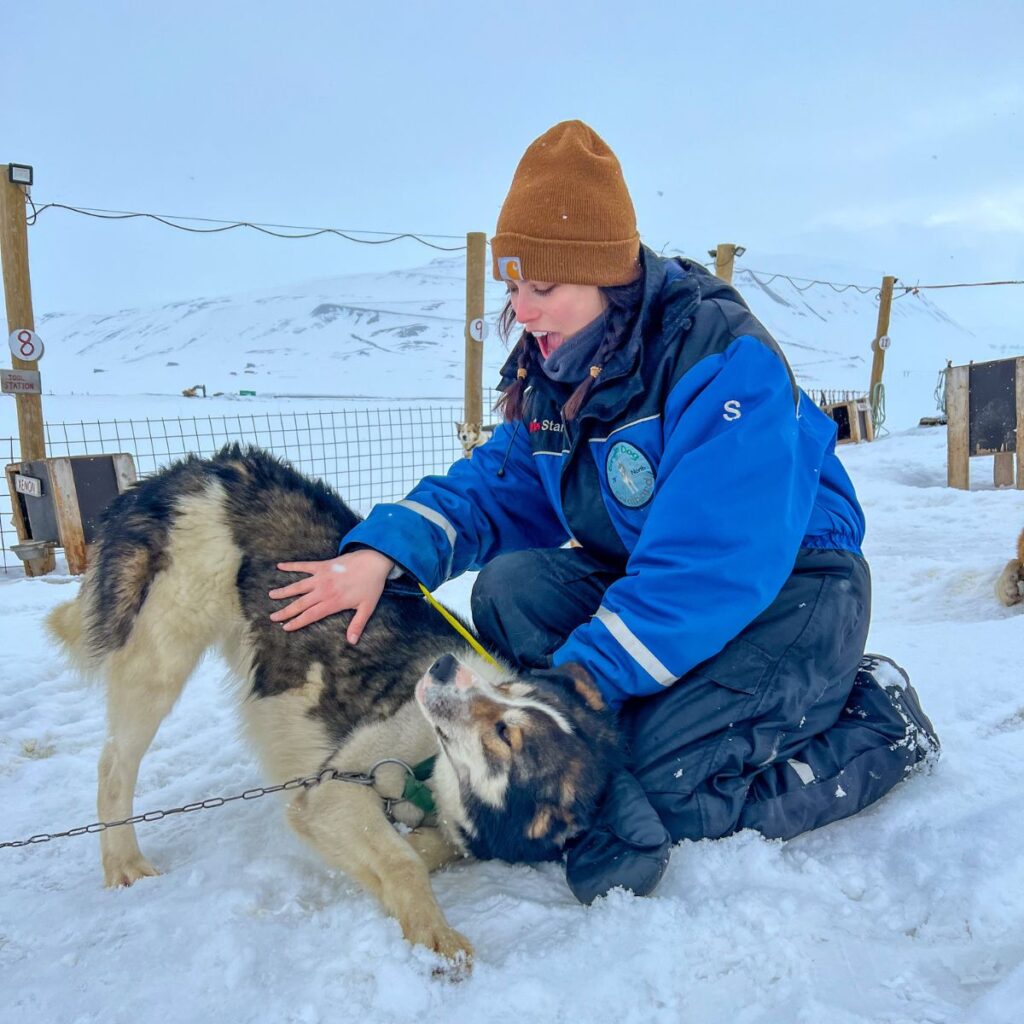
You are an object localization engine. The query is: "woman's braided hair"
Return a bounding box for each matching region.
[494,276,645,423]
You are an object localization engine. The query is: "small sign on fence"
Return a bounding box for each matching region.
[1,368,42,395]
[14,473,42,498]
[467,317,488,343]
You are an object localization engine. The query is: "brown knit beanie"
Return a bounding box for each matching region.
[491,120,641,287]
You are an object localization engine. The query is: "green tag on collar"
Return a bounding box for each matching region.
[402,756,438,814]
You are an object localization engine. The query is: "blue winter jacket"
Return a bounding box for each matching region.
[341,248,865,707]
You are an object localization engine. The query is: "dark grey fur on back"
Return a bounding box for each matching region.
[83,444,481,742]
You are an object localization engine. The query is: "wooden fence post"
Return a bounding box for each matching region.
[945,364,970,490]
[463,231,487,445]
[1017,357,1024,490]
[712,243,737,284]
[0,167,46,463]
[1,164,54,574]
[868,275,896,428]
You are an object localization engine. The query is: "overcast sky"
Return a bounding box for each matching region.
[3,1,1022,324]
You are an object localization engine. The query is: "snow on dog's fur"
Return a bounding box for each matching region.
[996,528,1024,606]
[45,445,620,965]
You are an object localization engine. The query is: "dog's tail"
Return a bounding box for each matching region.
[45,592,98,676]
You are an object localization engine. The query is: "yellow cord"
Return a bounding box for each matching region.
[417,583,498,666]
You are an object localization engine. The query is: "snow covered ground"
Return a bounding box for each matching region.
[2,254,1023,1021]
[2,420,1023,1024]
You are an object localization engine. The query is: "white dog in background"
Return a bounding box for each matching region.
[455,422,495,457]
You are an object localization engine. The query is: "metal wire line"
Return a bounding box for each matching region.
[742,265,1022,297]
[28,201,468,251]
[740,266,880,296]
[22,198,1024,292]
[904,279,1023,290]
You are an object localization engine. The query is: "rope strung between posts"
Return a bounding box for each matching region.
[25,199,466,251]
[21,197,1024,294]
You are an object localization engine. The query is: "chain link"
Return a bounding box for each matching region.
[0,765,387,851]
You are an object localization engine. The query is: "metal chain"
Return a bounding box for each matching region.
[0,761,417,851]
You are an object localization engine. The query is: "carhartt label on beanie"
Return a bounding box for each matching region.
[491,120,641,287]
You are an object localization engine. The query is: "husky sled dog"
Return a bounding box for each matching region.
[46,445,619,962]
[455,421,495,456]
[996,528,1024,606]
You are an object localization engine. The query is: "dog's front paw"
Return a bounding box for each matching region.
[405,917,474,970]
[427,927,474,979]
[103,853,160,888]
[996,560,1024,607]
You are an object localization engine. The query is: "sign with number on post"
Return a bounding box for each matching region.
[1,367,42,395]
[467,318,489,343]
[9,328,44,362]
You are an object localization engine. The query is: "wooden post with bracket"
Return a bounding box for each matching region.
[1,163,53,574]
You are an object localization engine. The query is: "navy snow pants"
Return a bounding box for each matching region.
[471,545,935,899]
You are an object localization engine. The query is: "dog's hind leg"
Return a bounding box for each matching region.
[288,780,473,963]
[98,631,204,887]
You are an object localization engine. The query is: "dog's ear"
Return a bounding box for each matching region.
[527,663,606,711]
[562,663,605,711]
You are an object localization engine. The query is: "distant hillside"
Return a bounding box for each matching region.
[34,254,1002,430]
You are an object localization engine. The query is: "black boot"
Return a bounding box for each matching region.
[856,653,941,763]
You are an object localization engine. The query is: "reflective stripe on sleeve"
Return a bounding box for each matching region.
[396,500,457,550]
[595,606,676,687]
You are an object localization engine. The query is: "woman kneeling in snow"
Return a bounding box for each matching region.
[270,120,940,903]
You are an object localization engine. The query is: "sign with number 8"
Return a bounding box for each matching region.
[9,328,44,362]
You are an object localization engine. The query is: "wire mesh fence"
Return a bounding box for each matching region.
[0,436,18,573]
[0,398,503,574]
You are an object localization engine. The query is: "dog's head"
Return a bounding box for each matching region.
[415,653,621,863]
[454,421,480,448]
[455,422,493,453]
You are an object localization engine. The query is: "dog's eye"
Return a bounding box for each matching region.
[495,721,512,746]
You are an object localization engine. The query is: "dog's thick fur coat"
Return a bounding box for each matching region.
[46,445,619,962]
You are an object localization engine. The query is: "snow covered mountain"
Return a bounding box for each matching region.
[28,252,1010,431]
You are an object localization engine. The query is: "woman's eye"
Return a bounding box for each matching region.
[534,285,555,296]
[495,721,512,746]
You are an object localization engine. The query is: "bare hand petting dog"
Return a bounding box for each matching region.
[269,548,395,641]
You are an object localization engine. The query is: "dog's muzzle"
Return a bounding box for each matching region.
[429,653,458,684]
[416,655,479,721]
